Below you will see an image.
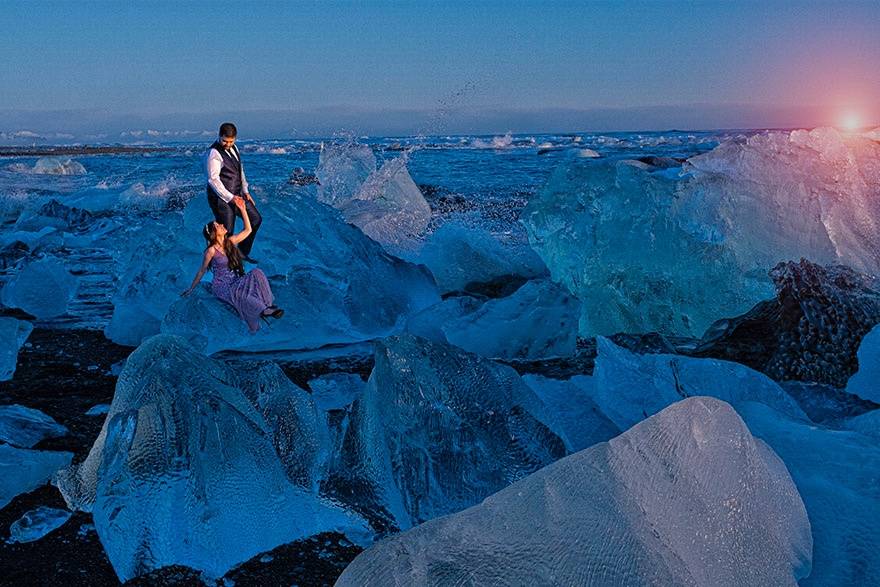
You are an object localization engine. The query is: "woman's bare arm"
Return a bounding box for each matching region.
[181,247,215,296]
[228,198,252,245]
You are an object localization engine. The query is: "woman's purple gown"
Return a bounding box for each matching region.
[209,248,274,332]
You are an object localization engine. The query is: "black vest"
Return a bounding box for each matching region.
[209,141,243,197]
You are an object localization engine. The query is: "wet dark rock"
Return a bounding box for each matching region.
[694,259,880,387]
[288,167,320,187]
[635,156,686,168]
[0,241,31,271]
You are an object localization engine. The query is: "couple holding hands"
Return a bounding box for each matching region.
[183,122,284,332]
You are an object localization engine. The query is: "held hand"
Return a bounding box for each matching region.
[232,196,246,211]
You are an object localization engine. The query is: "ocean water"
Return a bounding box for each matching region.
[0,129,811,331]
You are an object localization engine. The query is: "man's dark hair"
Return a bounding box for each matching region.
[219,122,237,138]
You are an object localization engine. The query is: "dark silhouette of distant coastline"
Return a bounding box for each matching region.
[0,145,173,157]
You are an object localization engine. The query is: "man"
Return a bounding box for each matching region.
[205,122,262,261]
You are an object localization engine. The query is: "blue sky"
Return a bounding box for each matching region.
[1,0,878,137]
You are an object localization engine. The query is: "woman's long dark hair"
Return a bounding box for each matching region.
[203,222,245,276]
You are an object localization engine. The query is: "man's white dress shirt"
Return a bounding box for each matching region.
[206,146,249,203]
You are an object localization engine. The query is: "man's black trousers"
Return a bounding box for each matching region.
[207,187,262,256]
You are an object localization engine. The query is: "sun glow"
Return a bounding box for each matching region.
[839,112,862,132]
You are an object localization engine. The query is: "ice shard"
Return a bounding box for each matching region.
[0,317,32,381]
[336,397,812,587]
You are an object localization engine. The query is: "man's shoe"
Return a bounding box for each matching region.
[243,255,259,264]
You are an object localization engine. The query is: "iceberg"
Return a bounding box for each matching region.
[109,191,439,351]
[522,128,880,337]
[239,362,329,491]
[308,372,364,413]
[0,404,67,448]
[0,317,33,381]
[584,338,880,586]
[415,222,546,294]
[55,335,366,582]
[31,157,87,175]
[328,334,567,530]
[0,444,73,509]
[1,257,78,320]
[7,506,72,544]
[591,337,807,431]
[336,397,812,587]
[441,279,579,359]
[847,324,880,402]
[521,373,619,451]
[316,143,431,247]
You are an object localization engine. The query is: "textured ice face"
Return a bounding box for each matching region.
[522,128,880,337]
[0,404,67,448]
[592,337,807,430]
[316,143,431,247]
[414,222,547,294]
[7,506,72,544]
[328,334,567,531]
[109,191,439,350]
[584,338,880,587]
[406,279,579,360]
[0,444,72,510]
[0,317,32,381]
[739,401,880,587]
[847,324,880,403]
[30,157,87,176]
[336,397,812,587]
[55,335,366,582]
[521,373,619,451]
[0,257,78,319]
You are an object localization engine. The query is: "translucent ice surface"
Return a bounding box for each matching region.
[1,257,78,319]
[111,192,439,351]
[523,128,880,337]
[0,404,67,448]
[7,506,72,543]
[0,444,72,510]
[848,324,880,403]
[415,222,546,294]
[316,143,431,247]
[330,334,567,530]
[0,317,32,381]
[31,157,87,175]
[55,335,366,582]
[336,397,812,587]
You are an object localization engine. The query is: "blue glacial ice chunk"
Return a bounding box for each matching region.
[738,401,880,586]
[0,444,72,510]
[591,337,807,431]
[442,279,579,359]
[521,373,619,451]
[315,142,376,207]
[329,334,567,530]
[336,397,812,587]
[1,257,78,319]
[110,192,439,351]
[55,335,366,582]
[308,373,364,413]
[316,143,431,247]
[522,128,880,337]
[588,338,880,586]
[844,409,880,440]
[405,280,578,360]
[847,324,880,403]
[0,404,67,448]
[84,404,110,417]
[239,362,329,491]
[7,506,72,544]
[31,157,87,175]
[415,222,547,294]
[0,317,32,381]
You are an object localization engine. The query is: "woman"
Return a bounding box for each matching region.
[182,197,283,332]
